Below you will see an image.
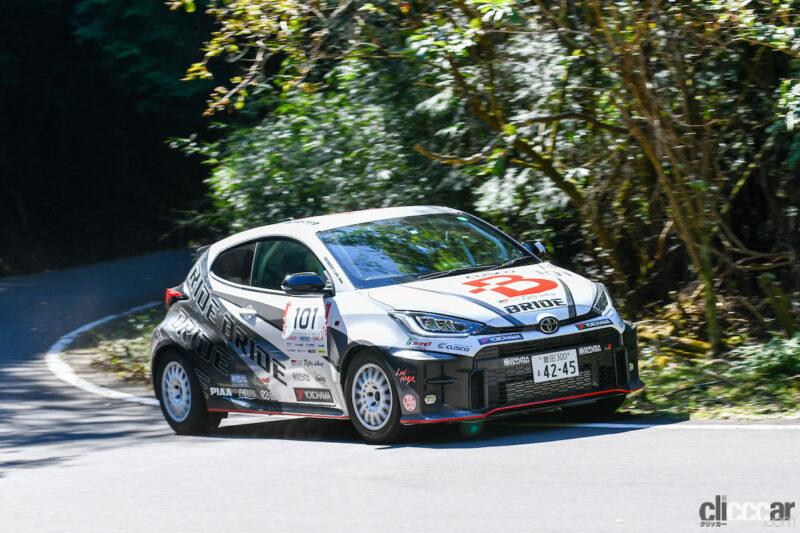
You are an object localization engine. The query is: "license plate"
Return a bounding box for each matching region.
[531,349,579,383]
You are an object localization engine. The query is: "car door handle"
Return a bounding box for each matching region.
[238,307,257,319]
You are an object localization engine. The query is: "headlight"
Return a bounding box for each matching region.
[592,283,613,314]
[389,312,483,337]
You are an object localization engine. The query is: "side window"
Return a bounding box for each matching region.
[210,242,256,285]
[251,239,326,290]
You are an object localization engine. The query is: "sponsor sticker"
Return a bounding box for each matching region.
[230,373,248,386]
[210,387,256,399]
[503,356,531,367]
[437,342,470,353]
[294,388,333,403]
[578,344,602,355]
[291,372,311,382]
[504,298,565,314]
[406,338,432,348]
[478,333,524,345]
[463,274,558,298]
[395,368,416,385]
[402,394,417,412]
[259,390,271,400]
[238,388,256,400]
[576,318,613,330]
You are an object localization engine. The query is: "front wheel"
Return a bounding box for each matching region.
[345,352,403,443]
[156,350,222,435]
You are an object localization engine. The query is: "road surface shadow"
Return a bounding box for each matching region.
[0,366,172,476]
[210,411,689,448]
[0,455,75,478]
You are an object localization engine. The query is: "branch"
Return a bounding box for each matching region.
[520,112,628,135]
[413,144,492,166]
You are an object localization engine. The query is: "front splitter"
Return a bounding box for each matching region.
[399,385,645,425]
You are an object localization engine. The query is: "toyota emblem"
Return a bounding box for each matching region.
[539,316,559,334]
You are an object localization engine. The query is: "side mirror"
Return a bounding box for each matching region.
[281,272,330,295]
[523,240,548,258]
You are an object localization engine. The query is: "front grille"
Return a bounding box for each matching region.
[477,311,601,335]
[472,328,621,410]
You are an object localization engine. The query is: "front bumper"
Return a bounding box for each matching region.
[388,323,644,425]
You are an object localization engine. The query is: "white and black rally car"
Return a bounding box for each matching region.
[151,206,643,442]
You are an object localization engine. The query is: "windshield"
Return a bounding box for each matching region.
[317,213,532,289]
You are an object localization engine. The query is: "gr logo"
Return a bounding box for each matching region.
[699,495,795,524]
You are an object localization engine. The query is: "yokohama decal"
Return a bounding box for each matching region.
[463,274,558,298]
[294,388,333,403]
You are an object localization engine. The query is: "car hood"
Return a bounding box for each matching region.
[367,262,598,329]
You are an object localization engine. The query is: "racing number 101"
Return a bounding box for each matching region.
[293,307,319,330]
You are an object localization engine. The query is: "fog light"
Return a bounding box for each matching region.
[424,394,437,405]
[629,363,634,372]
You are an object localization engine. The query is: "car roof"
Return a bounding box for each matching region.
[207,205,460,259]
[281,205,459,232]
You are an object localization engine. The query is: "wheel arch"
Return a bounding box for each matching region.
[339,344,389,386]
[150,343,191,393]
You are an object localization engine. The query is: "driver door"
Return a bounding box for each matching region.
[211,237,336,407]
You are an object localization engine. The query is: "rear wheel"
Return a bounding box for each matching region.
[345,352,403,443]
[563,395,626,420]
[156,350,222,435]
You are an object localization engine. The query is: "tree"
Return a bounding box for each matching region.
[174,0,800,347]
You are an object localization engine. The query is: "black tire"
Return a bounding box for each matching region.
[156,350,222,435]
[344,351,404,444]
[563,394,626,421]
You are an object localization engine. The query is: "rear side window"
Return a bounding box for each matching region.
[210,242,256,285]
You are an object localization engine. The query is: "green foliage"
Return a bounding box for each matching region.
[174,0,800,342]
[632,335,800,418]
[730,336,800,378]
[181,58,473,231]
[83,307,164,384]
[200,89,415,229]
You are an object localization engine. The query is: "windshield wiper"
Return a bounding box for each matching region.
[416,256,538,281]
[416,264,498,281]
[496,255,538,270]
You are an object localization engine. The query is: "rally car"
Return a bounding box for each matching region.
[151,206,643,442]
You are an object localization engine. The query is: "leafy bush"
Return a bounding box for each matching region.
[730,335,800,379]
[180,60,473,233]
[633,335,800,418]
[90,307,163,383]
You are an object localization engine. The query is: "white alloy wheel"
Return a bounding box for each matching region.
[351,363,393,431]
[161,360,192,422]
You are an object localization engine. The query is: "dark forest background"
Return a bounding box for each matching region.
[0,1,214,274]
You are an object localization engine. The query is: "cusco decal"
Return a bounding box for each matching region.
[463,274,558,298]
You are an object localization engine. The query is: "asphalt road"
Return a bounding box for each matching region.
[1,252,798,532]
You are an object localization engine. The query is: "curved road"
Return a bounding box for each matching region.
[1,252,797,532]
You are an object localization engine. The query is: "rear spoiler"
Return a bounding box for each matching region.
[193,244,211,261]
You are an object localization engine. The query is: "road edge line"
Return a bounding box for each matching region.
[44,301,160,407]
